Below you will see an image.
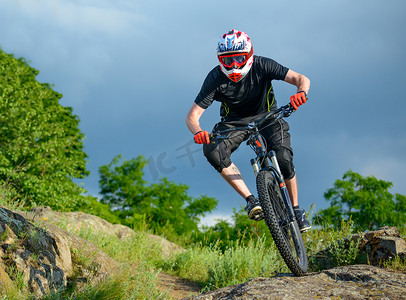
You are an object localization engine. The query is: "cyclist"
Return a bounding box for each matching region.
[186,29,311,232]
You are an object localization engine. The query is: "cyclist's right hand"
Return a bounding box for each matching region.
[194,131,210,144]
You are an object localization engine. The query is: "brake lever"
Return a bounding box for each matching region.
[281,105,295,118]
[282,109,294,118]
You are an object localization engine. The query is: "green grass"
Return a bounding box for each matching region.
[160,236,287,291]
[382,255,406,273]
[41,264,167,300]
[303,219,365,271]
[0,179,26,211]
[64,227,169,299]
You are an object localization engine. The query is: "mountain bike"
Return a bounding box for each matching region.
[210,103,308,276]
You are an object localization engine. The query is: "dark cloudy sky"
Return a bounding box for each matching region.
[1,0,405,225]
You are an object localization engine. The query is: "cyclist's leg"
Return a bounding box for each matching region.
[285,175,298,207]
[220,163,252,198]
[260,119,297,205]
[203,122,252,198]
[203,122,264,220]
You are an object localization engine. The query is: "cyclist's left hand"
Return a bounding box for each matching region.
[290,91,307,110]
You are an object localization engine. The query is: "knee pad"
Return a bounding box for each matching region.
[203,141,232,173]
[274,146,295,179]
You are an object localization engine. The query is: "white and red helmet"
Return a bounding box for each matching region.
[217,29,254,82]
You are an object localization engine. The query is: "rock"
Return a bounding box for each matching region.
[0,206,120,297]
[1,205,184,297]
[0,223,17,244]
[352,226,406,265]
[186,265,406,300]
[0,261,14,293]
[24,206,184,258]
[1,207,70,296]
[146,234,185,258]
[23,206,137,240]
[312,226,406,270]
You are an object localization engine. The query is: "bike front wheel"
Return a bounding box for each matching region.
[256,169,308,276]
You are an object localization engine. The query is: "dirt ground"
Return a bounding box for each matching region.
[157,272,202,299]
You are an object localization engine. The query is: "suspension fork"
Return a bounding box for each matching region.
[250,132,269,176]
[250,137,296,222]
[267,150,296,222]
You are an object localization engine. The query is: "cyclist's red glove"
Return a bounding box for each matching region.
[194,131,210,144]
[290,91,307,110]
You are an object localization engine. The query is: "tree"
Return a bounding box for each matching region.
[0,49,91,210]
[98,154,218,235]
[315,170,406,231]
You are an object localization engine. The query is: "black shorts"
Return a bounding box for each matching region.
[203,118,295,179]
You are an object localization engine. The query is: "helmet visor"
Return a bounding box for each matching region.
[219,53,249,69]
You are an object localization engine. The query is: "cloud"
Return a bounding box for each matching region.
[310,131,406,193]
[1,0,405,221]
[0,0,149,106]
[360,158,406,195]
[4,0,144,37]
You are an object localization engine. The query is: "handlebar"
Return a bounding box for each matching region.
[210,103,295,141]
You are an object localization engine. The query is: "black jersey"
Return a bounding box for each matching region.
[195,55,289,122]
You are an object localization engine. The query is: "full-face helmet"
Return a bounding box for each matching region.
[217,29,253,82]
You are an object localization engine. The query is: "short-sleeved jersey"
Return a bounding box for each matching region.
[195,55,289,122]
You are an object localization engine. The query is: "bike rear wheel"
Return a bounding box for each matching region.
[256,169,308,276]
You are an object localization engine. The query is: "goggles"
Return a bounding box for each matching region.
[219,53,249,69]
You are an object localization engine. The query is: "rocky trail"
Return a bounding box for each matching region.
[184,265,406,299]
[158,272,202,299]
[159,264,406,300]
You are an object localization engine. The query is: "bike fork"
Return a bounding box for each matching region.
[268,151,296,222]
[250,158,260,177]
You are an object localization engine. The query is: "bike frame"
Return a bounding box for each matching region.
[211,104,297,223]
[248,135,297,225]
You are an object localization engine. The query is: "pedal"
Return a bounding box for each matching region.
[249,207,264,221]
[299,225,311,232]
[254,212,264,221]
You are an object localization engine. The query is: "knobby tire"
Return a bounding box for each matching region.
[256,170,308,276]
